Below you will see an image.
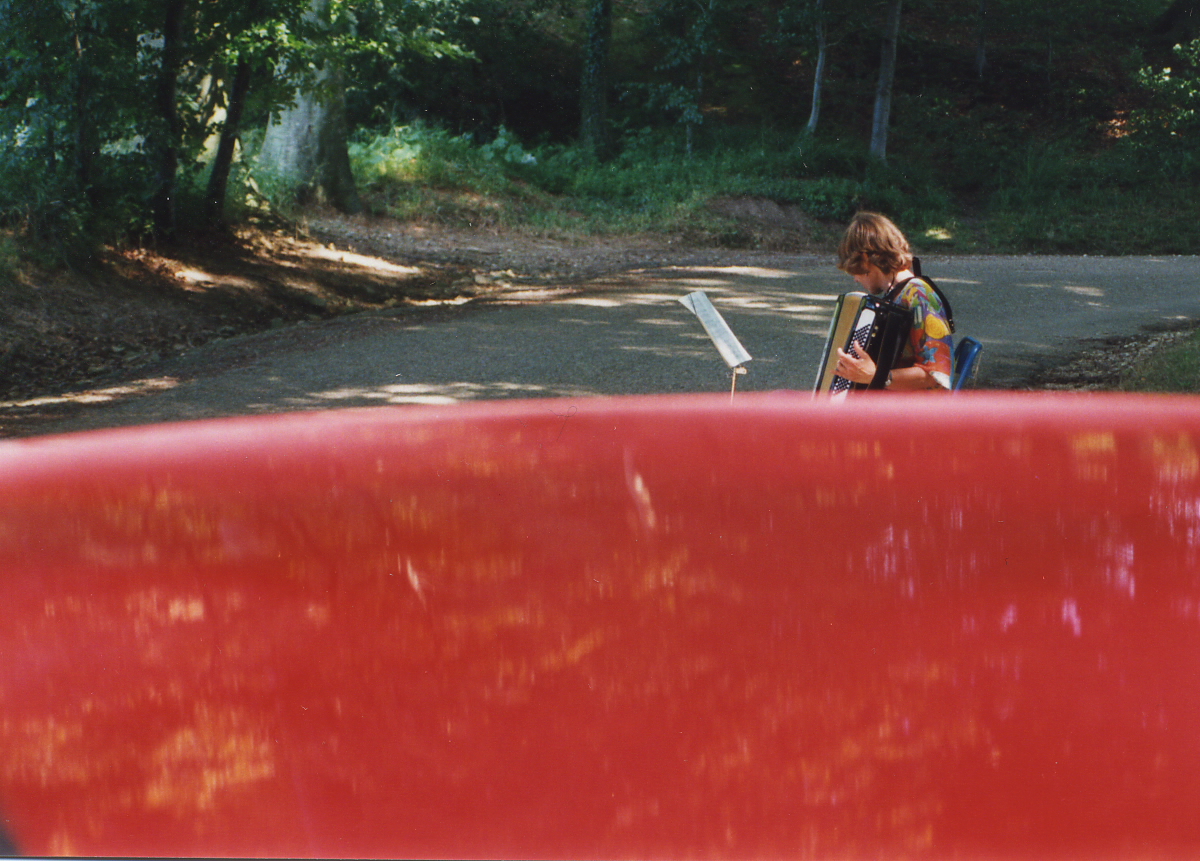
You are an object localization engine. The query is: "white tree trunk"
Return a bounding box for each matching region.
[805,0,827,134]
[869,0,902,162]
[580,0,612,157]
[257,0,361,213]
[975,0,987,80]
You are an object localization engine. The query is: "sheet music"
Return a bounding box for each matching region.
[679,291,752,369]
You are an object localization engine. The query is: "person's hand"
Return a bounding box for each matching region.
[836,344,877,385]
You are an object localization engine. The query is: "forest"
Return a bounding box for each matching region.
[2,0,1199,259]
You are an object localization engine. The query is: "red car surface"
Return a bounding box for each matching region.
[0,392,1198,858]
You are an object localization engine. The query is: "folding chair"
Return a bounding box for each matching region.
[952,337,983,391]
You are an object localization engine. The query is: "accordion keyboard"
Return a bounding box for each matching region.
[829,306,877,397]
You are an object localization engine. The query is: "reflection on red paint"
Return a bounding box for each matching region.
[2,393,1200,857]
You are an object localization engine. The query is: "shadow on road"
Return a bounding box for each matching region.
[5,254,1200,438]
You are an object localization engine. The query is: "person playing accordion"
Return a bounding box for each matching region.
[833,212,954,392]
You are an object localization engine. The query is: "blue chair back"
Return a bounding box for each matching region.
[952,337,983,391]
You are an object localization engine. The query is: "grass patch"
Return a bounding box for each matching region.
[982,142,1200,255]
[1121,329,1200,393]
[987,187,1200,255]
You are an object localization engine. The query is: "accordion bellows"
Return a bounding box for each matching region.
[814,292,913,397]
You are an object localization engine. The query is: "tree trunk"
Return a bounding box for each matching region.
[805,0,827,134]
[204,55,253,228]
[687,68,703,157]
[152,0,188,238]
[975,0,987,80]
[1153,0,1200,43]
[70,0,97,201]
[579,0,612,157]
[257,0,362,213]
[685,0,716,157]
[869,0,902,162]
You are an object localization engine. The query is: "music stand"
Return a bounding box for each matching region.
[679,291,752,402]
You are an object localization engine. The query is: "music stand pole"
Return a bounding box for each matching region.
[730,366,747,404]
[678,291,753,405]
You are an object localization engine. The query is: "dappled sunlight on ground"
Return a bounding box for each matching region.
[488,287,583,303]
[9,252,1200,439]
[619,342,714,361]
[931,276,983,286]
[174,270,260,292]
[263,380,604,408]
[547,265,845,339]
[1064,285,1106,298]
[635,315,690,328]
[0,377,180,410]
[305,246,423,277]
[557,296,632,308]
[664,265,800,279]
[0,377,188,436]
[407,296,475,307]
[153,233,442,302]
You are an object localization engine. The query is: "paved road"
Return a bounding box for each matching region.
[7,253,1200,436]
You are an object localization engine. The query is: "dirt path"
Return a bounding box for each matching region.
[4,216,1200,438]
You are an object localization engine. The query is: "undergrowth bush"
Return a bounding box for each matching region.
[348,122,959,239]
[0,127,171,260]
[346,119,1196,254]
[351,123,508,191]
[0,138,91,261]
[347,123,555,227]
[986,141,1200,254]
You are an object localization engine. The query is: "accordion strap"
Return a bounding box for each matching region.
[883,257,956,334]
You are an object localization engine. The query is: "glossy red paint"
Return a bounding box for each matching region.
[1,393,1200,858]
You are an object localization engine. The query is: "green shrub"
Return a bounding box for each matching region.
[344,118,1196,254]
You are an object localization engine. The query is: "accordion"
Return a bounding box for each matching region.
[813,292,912,397]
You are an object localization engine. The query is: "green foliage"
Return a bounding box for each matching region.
[351,122,514,189]
[334,0,1191,255]
[345,122,546,226]
[0,0,147,246]
[347,121,958,241]
[346,0,579,138]
[0,231,22,281]
[478,127,539,165]
[0,0,1191,257]
[1132,38,1200,141]
[984,140,1200,254]
[0,0,473,252]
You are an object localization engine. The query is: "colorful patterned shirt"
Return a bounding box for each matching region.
[894,277,954,390]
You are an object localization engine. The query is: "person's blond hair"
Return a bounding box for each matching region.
[837,212,913,276]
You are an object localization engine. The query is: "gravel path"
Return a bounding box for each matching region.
[6,251,1200,437]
